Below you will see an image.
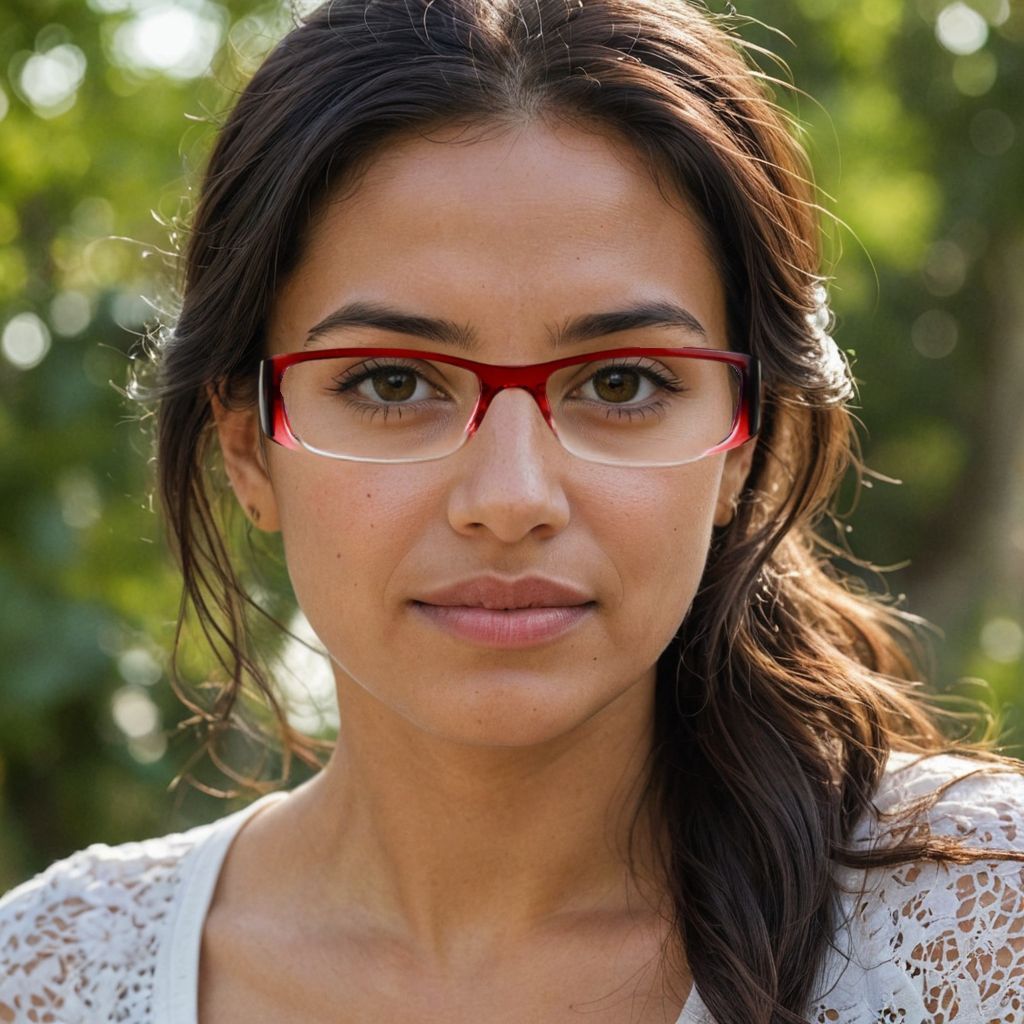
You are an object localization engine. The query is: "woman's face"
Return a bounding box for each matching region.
[217,117,753,748]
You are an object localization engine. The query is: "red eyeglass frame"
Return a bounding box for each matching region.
[258,346,761,464]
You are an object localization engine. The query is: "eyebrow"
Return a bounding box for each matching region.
[305,302,475,350]
[304,299,707,351]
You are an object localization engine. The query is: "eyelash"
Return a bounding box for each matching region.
[570,359,687,399]
[566,360,689,424]
[328,357,688,421]
[329,358,448,396]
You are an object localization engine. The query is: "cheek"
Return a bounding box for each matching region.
[269,461,424,622]
[587,463,722,631]
[268,454,723,691]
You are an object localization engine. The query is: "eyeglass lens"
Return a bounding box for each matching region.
[278,353,742,466]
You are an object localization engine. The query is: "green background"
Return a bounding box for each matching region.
[1,0,1022,888]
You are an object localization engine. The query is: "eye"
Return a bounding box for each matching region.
[572,360,685,405]
[363,367,418,402]
[588,366,645,403]
[331,360,446,403]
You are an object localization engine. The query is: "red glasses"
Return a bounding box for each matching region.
[258,346,760,468]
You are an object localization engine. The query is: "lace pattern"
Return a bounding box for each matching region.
[0,833,196,1023]
[811,753,1024,1023]
[2,754,1023,1024]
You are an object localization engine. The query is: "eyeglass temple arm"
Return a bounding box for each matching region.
[259,359,297,449]
[258,361,275,441]
[748,357,762,437]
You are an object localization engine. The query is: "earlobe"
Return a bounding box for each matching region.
[209,391,281,533]
[713,441,755,528]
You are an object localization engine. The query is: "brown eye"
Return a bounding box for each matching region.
[370,370,417,402]
[592,368,641,403]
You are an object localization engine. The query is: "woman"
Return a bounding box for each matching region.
[2,0,1022,1021]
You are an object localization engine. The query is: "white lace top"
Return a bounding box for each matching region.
[2,750,1023,1023]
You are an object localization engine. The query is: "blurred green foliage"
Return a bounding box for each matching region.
[0,0,1022,888]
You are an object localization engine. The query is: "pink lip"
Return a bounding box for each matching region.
[411,574,596,648]
[414,574,594,610]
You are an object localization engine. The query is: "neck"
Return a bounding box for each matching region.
[286,670,667,962]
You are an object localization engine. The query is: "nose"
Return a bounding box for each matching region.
[445,387,571,544]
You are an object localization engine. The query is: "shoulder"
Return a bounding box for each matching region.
[0,816,225,1023]
[819,750,1024,1023]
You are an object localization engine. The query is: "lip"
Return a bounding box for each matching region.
[411,574,596,648]
[413,574,595,610]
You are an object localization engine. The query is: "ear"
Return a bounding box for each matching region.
[713,440,755,528]
[209,392,281,533]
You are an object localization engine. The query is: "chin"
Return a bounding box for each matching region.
[394,670,644,749]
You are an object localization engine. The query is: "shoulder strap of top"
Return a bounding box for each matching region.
[154,791,290,1024]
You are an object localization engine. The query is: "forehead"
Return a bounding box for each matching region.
[267,117,727,353]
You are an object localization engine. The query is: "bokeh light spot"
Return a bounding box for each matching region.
[117,647,163,688]
[111,685,161,739]
[923,239,967,297]
[981,618,1024,664]
[952,50,997,95]
[936,2,989,54]
[911,309,959,359]
[18,43,87,118]
[970,108,1016,155]
[58,470,103,531]
[112,4,224,80]
[50,290,93,337]
[277,611,339,735]
[112,289,153,329]
[128,733,169,764]
[72,196,115,239]
[2,312,52,370]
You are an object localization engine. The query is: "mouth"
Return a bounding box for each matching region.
[410,601,597,647]
[413,573,595,611]
[410,573,597,646]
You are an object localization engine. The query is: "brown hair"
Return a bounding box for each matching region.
[149,0,1023,1020]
